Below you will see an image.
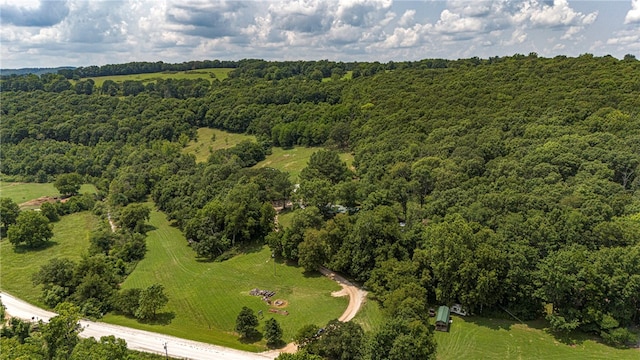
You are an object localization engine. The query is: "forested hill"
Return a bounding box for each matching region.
[2,54,640,347]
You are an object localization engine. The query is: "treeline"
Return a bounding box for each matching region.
[2,54,640,348]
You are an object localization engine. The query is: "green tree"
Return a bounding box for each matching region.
[135,284,168,321]
[235,306,259,339]
[70,336,128,360]
[42,302,82,360]
[54,173,83,196]
[112,288,142,317]
[300,149,350,184]
[7,210,53,248]
[118,203,151,233]
[264,318,283,347]
[0,197,20,236]
[40,202,60,222]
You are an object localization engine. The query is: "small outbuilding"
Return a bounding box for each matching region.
[435,305,451,332]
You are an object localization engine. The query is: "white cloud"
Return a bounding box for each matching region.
[625,0,640,24]
[398,9,415,27]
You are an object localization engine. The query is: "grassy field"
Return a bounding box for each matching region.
[182,128,257,163]
[103,208,347,351]
[256,147,354,182]
[85,68,233,87]
[433,316,639,360]
[0,182,97,208]
[0,211,98,307]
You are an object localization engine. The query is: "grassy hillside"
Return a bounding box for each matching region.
[86,68,233,87]
[0,182,97,208]
[103,208,347,351]
[0,211,98,306]
[182,128,257,163]
[433,316,638,360]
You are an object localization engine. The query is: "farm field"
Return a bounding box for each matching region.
[102,208,347,351]
[182,128,257,163]
[84,68,233,87]
[433,316,639,360]
[0,182,97,208]
[256,147,354,182]
[0,211,99,307]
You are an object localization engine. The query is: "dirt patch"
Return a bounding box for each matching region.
[19,196,63,209]
[271,299,288,308]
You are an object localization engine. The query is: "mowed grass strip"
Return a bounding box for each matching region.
[0,182,97,207]
[0,211,98,307]
[103,209,346,351]
[86,68,233,87]
[433,316,639,360]
[256,147,354,182]
[182,128,257,163]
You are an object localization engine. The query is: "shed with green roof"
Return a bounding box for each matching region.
[435,305,450,332]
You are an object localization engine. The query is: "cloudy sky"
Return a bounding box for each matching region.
[1,0,639,69]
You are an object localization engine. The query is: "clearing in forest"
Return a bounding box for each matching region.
[182,128,257,163]
[84,68,233,87]
[0,182,97,209]
[255,147,354,182]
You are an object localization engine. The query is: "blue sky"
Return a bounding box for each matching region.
[1,0,639,68]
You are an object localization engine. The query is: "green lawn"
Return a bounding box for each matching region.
[256,147,354,182]
[0,211,98,307]
[433,316,639,360]
[182,128,257,163]
[103,209,347,351]
[85,68,233,87]
[0,182,97,208]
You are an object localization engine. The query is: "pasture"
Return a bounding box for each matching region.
[0,182,97,208]
[182,128,257,163]
[256,147,354,182]
[102,209,347,351]
[85,68,233,87]
[0,212,99,307]
[433,316,638,360]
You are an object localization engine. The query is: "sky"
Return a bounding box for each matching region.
[1,0,639,69]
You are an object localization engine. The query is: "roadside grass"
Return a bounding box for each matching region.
[351,298,384,333]
[102,208,346,352]
[0,212,98,307]
[433,316,639,360]
[182,128,256,163]
[256,147,354,182]
[0,182,97,208]
[85,68,233,87]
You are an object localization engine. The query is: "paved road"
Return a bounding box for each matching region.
[1,292,274,360]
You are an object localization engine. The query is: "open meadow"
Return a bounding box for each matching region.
[0,182,97,208]
[433,316,639,360]
[0,211,99,306]
[256,147,354,182]
[182,128,256,163]
[102,208,347,351]
[84,68,233,87]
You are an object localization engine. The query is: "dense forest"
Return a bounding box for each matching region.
[2,54,640,357]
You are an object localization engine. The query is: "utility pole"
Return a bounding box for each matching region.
[163,342,168,359]
[272,252,276,276]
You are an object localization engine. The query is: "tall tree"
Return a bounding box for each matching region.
[135,284,169,321]
[54,173,83,197]
[264,318,283,347]
[235,306,259,339]
[0,197,20,236]
[7,211,53,248]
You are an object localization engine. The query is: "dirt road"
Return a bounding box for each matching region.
[1,268,367,359]
[319,266,368,322]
